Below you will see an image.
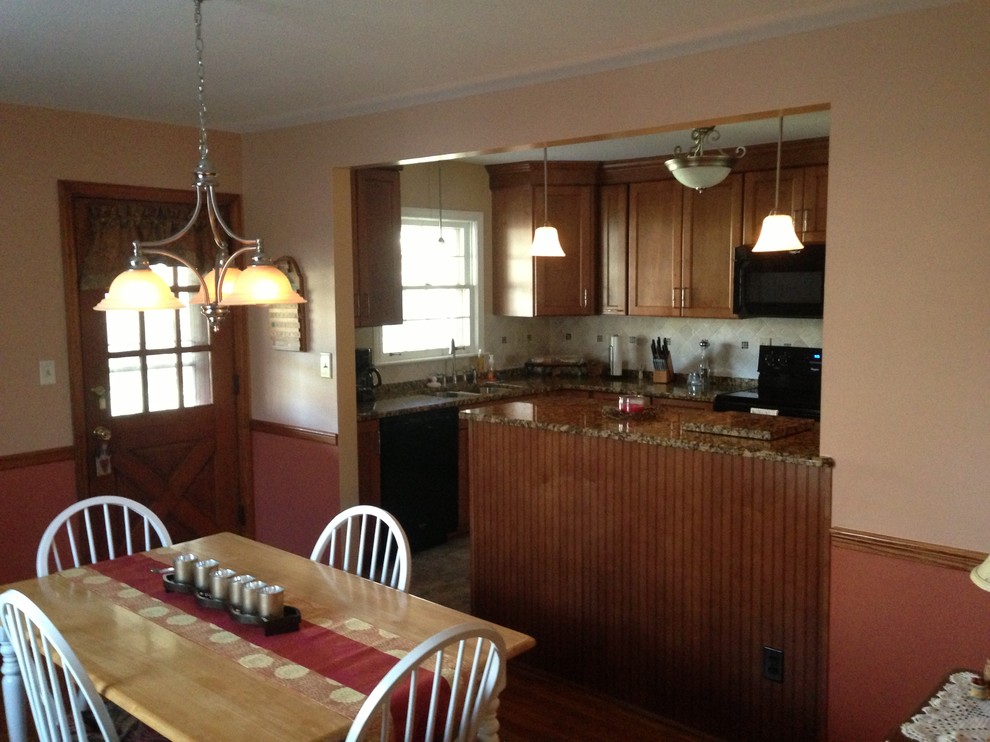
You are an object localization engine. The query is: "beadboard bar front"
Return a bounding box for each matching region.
[468,419,831,742]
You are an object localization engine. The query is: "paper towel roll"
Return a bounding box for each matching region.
[608,334,623,377]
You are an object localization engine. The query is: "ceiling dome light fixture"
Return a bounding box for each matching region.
[530,147,565,258]
[752,114,804,253]
[94,0,305,331]
[665,126,745,192]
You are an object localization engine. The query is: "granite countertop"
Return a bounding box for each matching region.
[460,395,832,468]
[357,374,742,421]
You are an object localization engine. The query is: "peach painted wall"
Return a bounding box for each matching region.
[251,431,341,557]
[237,3,990,739]
[0,459,76,584]
[0,103,242,458]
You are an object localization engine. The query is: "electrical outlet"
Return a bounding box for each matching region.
[762,646,784,683]
[319,352,332,378]
[565,333,572,340]
[741,341,749,349]
[597,335,603,342]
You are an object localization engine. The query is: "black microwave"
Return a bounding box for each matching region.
[732,243,825,318]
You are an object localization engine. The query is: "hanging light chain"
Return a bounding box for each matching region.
[194,0,209,166]
[542,147,550,226]
[772,114,783,214]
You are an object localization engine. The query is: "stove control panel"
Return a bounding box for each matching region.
[758,345,822,376]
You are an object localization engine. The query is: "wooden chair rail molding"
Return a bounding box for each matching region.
[0,447,74,472]
[831,527,986,571]
[250,419,338,446]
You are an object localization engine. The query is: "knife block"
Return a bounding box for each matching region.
[652,352,674,383]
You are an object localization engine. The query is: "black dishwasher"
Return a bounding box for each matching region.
[379,407,459,552]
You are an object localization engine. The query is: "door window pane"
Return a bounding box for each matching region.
[144,310,177,350]
[108,356,144,417]
[182,351,213,407]
[105,310,141,354]
[147,354,180,412]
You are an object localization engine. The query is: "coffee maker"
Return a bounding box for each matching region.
[356,348,382,411]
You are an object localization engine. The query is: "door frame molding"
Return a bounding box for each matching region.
[57,179,255,535]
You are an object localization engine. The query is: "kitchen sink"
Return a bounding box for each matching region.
[432,390,481,398]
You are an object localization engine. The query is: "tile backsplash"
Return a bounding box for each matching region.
[364,315,823,384]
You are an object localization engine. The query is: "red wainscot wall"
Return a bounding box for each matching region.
[0,452,77,585]
[828,533,990,741]
[250,425,340,558]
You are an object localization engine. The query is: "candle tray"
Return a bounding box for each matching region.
[162,573,301,635]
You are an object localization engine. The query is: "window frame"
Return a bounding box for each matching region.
[373,207,482,365]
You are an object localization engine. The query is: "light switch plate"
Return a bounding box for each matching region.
[39,360,56,385]
[319,352,332,378]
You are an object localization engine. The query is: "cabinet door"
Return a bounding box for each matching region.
[681,174,742,318]
[352,168,403,327]
[533,184,595,315]
[628,180,683,316]
[797,165,828,242]
[490,184,535,316]
[599,183,628,315]
[741,167,805,245]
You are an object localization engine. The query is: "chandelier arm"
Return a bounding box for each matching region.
[132,188,205,250]
[205,185,261,249]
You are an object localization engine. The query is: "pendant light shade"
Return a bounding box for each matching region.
[93,0,305,331]
[219,260,306,306]
[753,214,804,253]
[531,226,565,257]
[94,267,184,312]
[752,114,804,253]
[530,147,565,258]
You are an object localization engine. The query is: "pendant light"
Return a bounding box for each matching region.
[752,114,804,253]
[665,126,745,192]
[94,0,305,331]
[530,147,565,257]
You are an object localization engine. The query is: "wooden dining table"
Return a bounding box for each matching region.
[0,531,535,741]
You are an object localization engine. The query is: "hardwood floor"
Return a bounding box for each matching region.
[411,537,722,742]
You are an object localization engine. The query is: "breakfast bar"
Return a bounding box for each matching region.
[463,394,833,742]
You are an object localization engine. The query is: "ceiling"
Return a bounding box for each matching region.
[0,0,952,160]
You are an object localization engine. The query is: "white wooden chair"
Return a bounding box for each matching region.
[310,505,411,591]
[36,495,172,577]
[0,589,120,741]
[345,623,507,742]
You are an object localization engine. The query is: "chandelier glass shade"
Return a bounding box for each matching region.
[971,554,990,592]
[752,114,804,253]
[530,147,565,257]
[665,126,745,192]
[94,0,305,332]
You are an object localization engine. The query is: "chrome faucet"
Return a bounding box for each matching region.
[449,338,458,383]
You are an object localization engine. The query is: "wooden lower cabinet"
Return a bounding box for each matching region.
[356,419,381,507]
[468,420,830,741]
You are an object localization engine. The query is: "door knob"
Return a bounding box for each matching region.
[92,425,111,442]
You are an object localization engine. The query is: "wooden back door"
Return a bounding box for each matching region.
[59,181,252,543]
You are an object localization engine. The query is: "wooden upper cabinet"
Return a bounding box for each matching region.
[742,164,828,244]
[488,162,598,317]
[352,167,403,328]
[598,183,628,315]
[627,179,683,316]
[680,173,743,318]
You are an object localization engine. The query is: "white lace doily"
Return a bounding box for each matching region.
[901,672,990,742]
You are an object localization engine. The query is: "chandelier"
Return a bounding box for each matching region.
[665,126,745,192]
[94,0,305,332]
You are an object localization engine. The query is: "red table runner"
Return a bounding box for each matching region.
[62,552,452,735]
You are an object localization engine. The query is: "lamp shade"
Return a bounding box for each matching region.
[752,214,804,253]
[971,555,990,592]
[94,268,183,311]
[530,226,565,257]
[190,266,241,305]
[220,262,306,305]
[664,154,736,192]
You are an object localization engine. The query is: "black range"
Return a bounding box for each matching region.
[713,344,822,421]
